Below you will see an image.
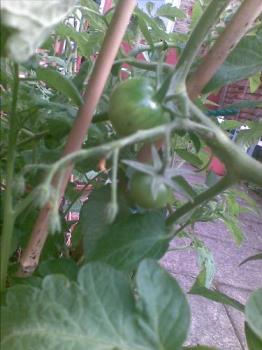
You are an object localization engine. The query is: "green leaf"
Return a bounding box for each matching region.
[222,215,244,245]
[1,260,191,350]
[36,68,83,107]
[190,280,245,312]
[193,240,215,288]
[38,258,78,280]
[136,260,190,349]
[72,60,90,92]
[1,0,77,62]
[156,4,185,21]
[171,176,197,200]
[137,15,155,51]
[235,123,262,148]
[87,212,169,271]
[183,346,218,350]
[245,288,262,340]
[245,322,262,350]
[249,73,261,93]
[239,253,262,267]
[175,149,203,168]
[56,23,104,57]
[204,35,262,93]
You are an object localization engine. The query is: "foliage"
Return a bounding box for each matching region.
[1,0,262,349]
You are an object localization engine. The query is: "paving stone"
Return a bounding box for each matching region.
[164,271,243,350]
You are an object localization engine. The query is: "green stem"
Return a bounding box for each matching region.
[172,0,230,85]
[43,120,183,186]
[14,190,38,219]
[188,99,262,186]
[128,41,176,57]
[167,175,234,226]
[0,64,19,291]
[113,58,172,72]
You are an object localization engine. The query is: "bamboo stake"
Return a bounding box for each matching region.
[18,0,137,275]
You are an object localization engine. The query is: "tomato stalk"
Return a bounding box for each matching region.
[0,64,19,291]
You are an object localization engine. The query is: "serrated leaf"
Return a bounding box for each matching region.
[222,215,245,245]
[79,186,129,257]
[87,212,169,271]
[245,322,262,350]
[204,35,262,93]
[249,72,261,93]
[36,68,83,107]
[175,149,203,168]
[137,260,190,349]
[190,280,245,312]
[56,23,104,57]
[245,288,262,341]
[1,260,191,350]
[194,240,215,288]
[137,15,155,51]
[1,0,77,62]
[156,4,185,21]
[171,176,197,199]
[122,159,157,176]
[235,123,262,148]
[239,253,262,267]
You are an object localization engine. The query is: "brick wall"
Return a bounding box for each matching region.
[219,79,262,121]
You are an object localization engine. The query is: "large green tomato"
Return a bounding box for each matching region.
[108,78,170,136]
[129,171,173,209]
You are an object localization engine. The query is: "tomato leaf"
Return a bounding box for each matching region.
[36,68,83,107]
[175,149,203,168]
[239,253,262,267]
[156,4,185,21]
[136,259,190,349]
[86,212,169,271]
[245,322,262,350]
[189,279,245,312]
[245,288,262,340]
[38,258,78,280]
[204,34,262,93]
[1,260,190,350]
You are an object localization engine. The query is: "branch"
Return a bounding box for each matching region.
[187,0,262,100]
[171,0,230,87]
[113,58,172,72]
[188,99,262,187]
[18,0,137,276]
[167,175,234,226]
[1,64,19,291]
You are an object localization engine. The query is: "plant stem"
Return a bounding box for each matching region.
[172,0,230,86]
[0,64,19,291]
[113,58,172,72]
[188,100,262,186]
[166,175,234,226]
[187,0,262,99]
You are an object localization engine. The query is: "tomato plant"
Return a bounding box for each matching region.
[108,78,170,136]
[1,0,262,349]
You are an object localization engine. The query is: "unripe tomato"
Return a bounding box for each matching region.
[129,171,173,209]
[108,78,170,136]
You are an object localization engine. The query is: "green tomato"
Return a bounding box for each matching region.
[129,171,173,209]
[108,78,170,136]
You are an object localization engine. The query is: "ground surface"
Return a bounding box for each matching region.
[161,170,262,350]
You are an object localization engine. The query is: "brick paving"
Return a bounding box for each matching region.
[161,172,262,350]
